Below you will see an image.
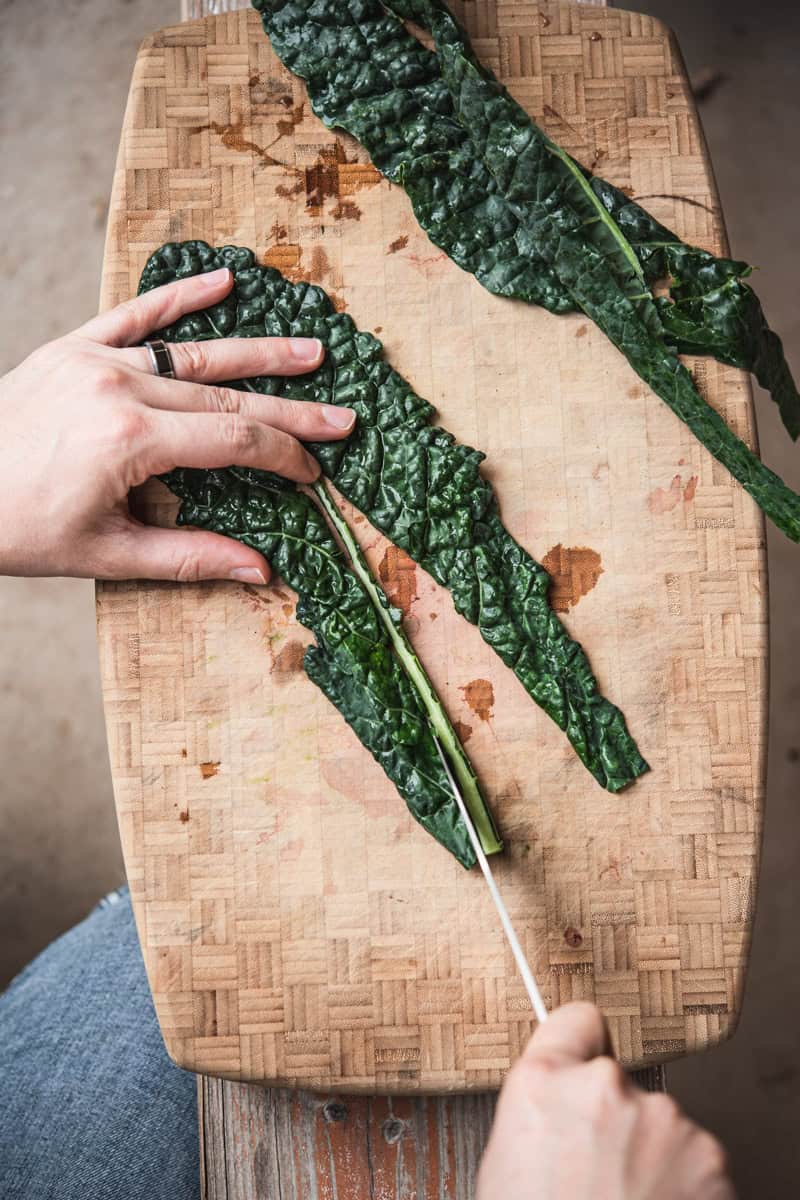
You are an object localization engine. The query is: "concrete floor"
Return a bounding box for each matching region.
[1,0,798,1195]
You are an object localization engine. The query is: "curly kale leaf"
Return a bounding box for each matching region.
[141,240,648,792]
[164,463,481,868]
[252,0,800,526]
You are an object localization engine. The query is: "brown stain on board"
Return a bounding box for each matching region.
[206,121,287,168]
[304,142,380,214]
[647,473,698,514]
[273,640,306,676]
[179,810,190,824]
[388,235,409,254]
[575,324,588,338]
[331,200,362,221]
[200,762,220,780]
[309,245,332,281]
[542,544,604,613]
[378,546,418,616]
[461,679,495,722]
[453,720,473,745]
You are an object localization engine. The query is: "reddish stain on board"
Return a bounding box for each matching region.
[378,546,418,615]
[274,588,291,602]
[269,219,288,242]
[407,250,448,274]
[273,640,306,675]
[388,235,409,254]
[453,720,473,744]
[461,679,495,722]
[541,544,604,613]
[627,385,642,398]
[282,603,294,618]
[178,810,190,824]
[181,748,188,759]
[200,762,220,780]
[564,926,584,947]
[647,473,698,514]
[647,474,683,514]
[575,324,588,338]
[429,611,438,621]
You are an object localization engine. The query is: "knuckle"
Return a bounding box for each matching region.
[694,1131,730,1178]
[93,363,130,397]
[645,1092,681,1128]
[173,551,204,584]
[179,340,210,379]
[223,414,260,456]
[207,385,243,416]
[107,405,151,446]
[584,1058,627,1121]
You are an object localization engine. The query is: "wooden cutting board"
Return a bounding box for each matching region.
[98,2,767,1092]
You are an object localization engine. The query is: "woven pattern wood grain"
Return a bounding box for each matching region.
[98,2,767,1092]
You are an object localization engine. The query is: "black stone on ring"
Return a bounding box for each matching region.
[144,339,176,379]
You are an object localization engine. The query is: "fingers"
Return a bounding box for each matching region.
[99,524,272,585]
[524,1002,613,1068]
[143,378,355,439]
[148,411,323,482]
[78,268,235,347]
[128,335,325,382]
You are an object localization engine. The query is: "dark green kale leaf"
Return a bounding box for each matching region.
[588,177,800,439]
[251,0,800,532]
[164,463,483,868]
[140,240,648,793]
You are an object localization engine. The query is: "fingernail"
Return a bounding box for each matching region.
[288,337,323,363]
[199,267,232,290]
[229,566,267,585]
[322,405,355,429]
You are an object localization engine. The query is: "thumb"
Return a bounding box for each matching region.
[523,1002,612,1069]
[102,524,271,585]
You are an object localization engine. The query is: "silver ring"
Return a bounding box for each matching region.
[143,339,176,379]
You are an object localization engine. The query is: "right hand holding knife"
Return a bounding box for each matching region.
[477,1002,736,1199]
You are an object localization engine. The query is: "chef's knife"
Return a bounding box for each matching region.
[433,736,549,1024]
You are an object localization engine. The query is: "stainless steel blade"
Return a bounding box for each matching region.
[433,737,548,1024]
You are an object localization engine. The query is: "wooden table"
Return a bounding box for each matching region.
[100,0,752,1192]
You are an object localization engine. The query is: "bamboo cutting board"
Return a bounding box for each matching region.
[98,2,767,1092]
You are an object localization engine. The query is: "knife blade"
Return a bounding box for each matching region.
[433,736,549,1024]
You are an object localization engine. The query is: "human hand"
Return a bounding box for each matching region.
[0,268,354,583]
[477,1002,735,1200]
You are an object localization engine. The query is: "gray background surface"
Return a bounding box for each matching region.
[1,1,798,1194]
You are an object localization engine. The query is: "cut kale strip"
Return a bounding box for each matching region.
[140,240,648,792]
[252,0,800,536]
[164,464,495,868]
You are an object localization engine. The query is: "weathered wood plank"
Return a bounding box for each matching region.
[198,1076,498,1200]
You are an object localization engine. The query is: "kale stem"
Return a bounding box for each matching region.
[311,478,503,856]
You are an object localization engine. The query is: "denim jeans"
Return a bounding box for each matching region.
[0,887,199,1199]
